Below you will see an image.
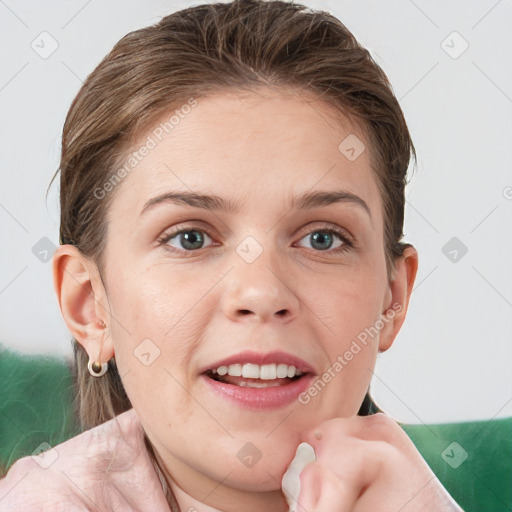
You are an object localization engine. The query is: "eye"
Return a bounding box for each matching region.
[295,226,353,254]
[157,223,354,255]
[157,226,215,252]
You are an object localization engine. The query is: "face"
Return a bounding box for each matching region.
[94,87,399,502]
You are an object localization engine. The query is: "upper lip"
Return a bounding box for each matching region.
[199,350,317,375]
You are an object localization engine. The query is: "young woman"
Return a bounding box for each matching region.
[0,0,464,510]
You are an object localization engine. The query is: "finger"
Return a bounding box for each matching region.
[302,412,402,448]
[299,433,388,496]
[301,413,408,475]
[297,462,360,512]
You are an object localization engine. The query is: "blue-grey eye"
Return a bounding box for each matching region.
[168,230,213,251]
[297,229,346,251]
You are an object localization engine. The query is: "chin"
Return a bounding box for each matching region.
[199,438,299,493]
[220,462,291,493]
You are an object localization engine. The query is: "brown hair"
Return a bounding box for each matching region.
[48,0,414,503]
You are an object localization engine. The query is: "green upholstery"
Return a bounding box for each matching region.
[0,345,81,475]
[399,419,511,511]
[1,344,510,511]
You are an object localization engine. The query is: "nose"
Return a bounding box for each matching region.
[221,242,300,323]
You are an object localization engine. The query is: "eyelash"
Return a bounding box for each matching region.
[156,223,355,256]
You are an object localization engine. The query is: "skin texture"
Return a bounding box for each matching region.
[45,86,454,511]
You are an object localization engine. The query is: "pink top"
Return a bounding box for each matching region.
[0,408,175,511]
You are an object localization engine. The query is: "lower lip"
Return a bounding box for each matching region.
[201,373,315,410]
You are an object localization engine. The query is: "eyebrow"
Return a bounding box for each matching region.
[140,189,372,221]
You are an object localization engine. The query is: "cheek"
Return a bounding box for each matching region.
[108,262,202,347]
[106,263,218,409]
[304,272,382,408]
[306,264,386,336]
[311,340,376,418]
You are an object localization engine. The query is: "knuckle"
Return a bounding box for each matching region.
[368,439,400,460]
[359,412,402,444]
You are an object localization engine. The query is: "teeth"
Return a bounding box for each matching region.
[260,364,276,380]
[277,363,289,378]
[242,363,260,379]
[217,366,228,376]
[237,379,282,388]
[228,363,242,376]
[211,363,304,380]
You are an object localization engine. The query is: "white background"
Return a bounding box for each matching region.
[1,0,511,425]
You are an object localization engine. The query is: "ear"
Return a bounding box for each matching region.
[52,245,114,363]
[378,245,419,353]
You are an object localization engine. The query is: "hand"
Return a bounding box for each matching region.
[294,413,464,512]
[0,408,171,512]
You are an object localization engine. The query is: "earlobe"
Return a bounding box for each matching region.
[378,245,419,353]
[52,245,114,361]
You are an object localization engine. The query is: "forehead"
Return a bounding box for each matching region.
[109,87,382,222]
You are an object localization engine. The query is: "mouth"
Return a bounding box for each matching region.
[205,363,306,388]
[200,351,316,409]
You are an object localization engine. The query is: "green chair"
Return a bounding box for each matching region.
[1,344,510,511]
